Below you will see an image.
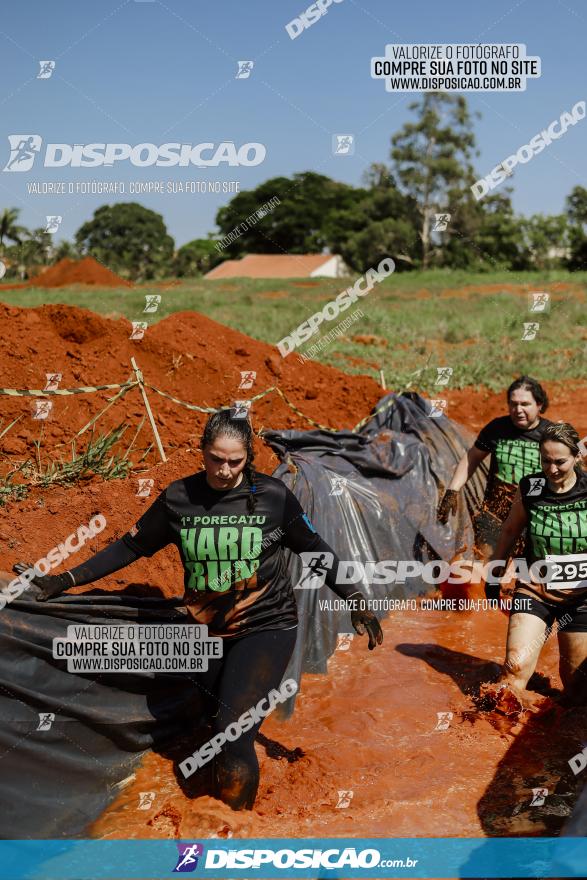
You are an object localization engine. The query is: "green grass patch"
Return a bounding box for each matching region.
[4,270,587,392]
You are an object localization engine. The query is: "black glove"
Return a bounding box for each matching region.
[484,581,500,602]
[485,563,506,603]
[12,561,74,602]
[350,593,383,650]
[437,489,458,525]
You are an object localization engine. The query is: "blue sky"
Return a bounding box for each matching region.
[1,0,585,247]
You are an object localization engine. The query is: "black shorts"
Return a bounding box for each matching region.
[511,585,587,633]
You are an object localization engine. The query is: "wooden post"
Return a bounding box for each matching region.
[130,357,167,463]
[379,369,387,390]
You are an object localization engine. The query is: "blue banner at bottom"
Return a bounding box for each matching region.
[0,837,585,879]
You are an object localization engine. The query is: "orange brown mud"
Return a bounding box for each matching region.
[1,300,586,845]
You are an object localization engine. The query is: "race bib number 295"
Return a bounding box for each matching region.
[545,553,587,590]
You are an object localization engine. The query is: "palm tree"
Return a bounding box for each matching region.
[0,208,27,253]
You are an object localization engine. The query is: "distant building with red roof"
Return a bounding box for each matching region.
[205,253,350,279]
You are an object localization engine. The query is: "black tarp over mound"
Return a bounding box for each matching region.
[265,391,486,711]
[0,392,485,838]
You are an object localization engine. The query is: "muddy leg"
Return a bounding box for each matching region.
[500,612,548,692]
[557,630,587,697]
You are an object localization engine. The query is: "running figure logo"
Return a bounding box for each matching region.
[36,713,55,731]
[335,790,354,809]
[239,370,256,390]
[231,400,251,419]
[130,321,148,340]
[37,60,55,79]
[527,477,546,497]
[4,135,42,172]
[429,399,447,418]
[521,322,539,341]
[328,475,347,496]
[173,843,204,873]
[530,787,548,807]
[138,791,156,810]
[332,134,355,156]
[44,216,62,234]
[336,633,354,651]
[44,373,61,392]
[236,61,254,79]
[529,292,550,313]
[294,551,334,589]
[435,367,453,386]
[435,711,453,731]
[433,213,451,232]
[143,294,161,313]
[136,478,154,497]
[33,400,53,420]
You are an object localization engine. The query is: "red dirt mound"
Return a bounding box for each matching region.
[0,301,382,471]
[30,257,132,288]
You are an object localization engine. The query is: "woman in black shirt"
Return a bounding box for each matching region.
[15,409,382,810]
[485,422,587,700]
[437,375,552,557]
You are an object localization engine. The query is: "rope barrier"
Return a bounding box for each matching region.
[0,381,136,397]
[0,369,394,445]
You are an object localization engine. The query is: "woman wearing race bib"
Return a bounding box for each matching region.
[13,408,382,811]
[485,422,587,699]
[437,376,552,557]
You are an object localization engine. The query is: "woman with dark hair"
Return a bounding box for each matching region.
[437,375,553,557]
[13,408,382,811]
[485,422,587,699]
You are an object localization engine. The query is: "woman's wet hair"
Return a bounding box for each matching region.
[507,376,549,412]
[200,408,257,513]
[540,422,581,458]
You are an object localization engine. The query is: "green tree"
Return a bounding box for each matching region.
[324,164,418,271]
[215,172,365,256]
[6,228,51,280]
[521,214,570,270]
[51,239,81,263]
[0,208,27,254]
[566,185,587,269]
[391,92,479,269]
[75,203,174,281]
[175,239,224,276]
[440,191,528,271]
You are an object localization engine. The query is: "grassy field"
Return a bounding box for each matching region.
[4,269,587,392]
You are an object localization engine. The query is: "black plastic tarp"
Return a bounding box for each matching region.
[0,593,205,838]
[264,391,486,712]
[0,391,484,838]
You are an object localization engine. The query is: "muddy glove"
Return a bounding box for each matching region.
[12,561,74,602]
[350,593,383,650]
[437,489,458,524]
